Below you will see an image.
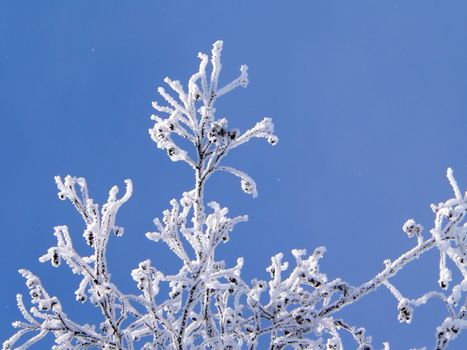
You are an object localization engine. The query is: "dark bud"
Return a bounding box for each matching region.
[84,230,94,247]
[51,249,60,267]
[397,303,413,323]
[113,227,123,237]
[228,129,238,140]
[295,315,303,324]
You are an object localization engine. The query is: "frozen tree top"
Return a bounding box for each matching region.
[3,42,466,350]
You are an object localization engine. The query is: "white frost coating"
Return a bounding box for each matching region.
[4,42,467,350]
[447,167,462,200]
[217,166,258,198]
[149,40,278,198]
[402,219,423,238]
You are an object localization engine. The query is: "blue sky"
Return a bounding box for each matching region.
[1,1,466,348]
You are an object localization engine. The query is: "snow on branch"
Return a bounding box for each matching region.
[149,40,278,198]
[4,42,466,350]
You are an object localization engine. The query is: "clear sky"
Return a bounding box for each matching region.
[1,1,466,348]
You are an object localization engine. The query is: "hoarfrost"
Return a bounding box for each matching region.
[4,42,466,350]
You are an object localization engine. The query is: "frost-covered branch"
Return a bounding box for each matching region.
[5,42,466,350]
[5,177,140,350]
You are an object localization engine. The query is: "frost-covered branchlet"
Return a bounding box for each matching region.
[149,40,277,201]
[5,42,466,349]
[4,177,139,350]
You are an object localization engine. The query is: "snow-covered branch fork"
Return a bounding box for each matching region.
[4,42,466,350]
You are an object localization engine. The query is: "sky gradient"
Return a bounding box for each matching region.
[1,1,466,348]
